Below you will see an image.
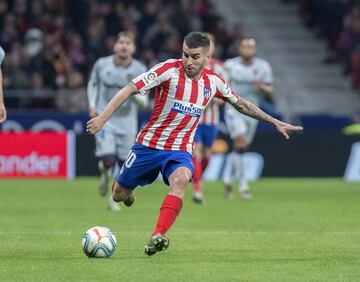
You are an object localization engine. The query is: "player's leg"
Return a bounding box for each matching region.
[232,134,252,200]
[152,166,191,235]
[145,166,192,256]
[222,143,238,199]
[98,155,116,196]
[95,128,116,197]
[192,141,204,203]
[202,146,211,173]
[108,134,134,211]
[235,118,258,199]
[192,125,204,203]
[114,143,161,207]
[201,125,218,173]
[192,125,217,204]
[223,114,246,199]
[107,158,125,212]
[144,152,193,256]
[112,181,133,203]
[157,166,192,232]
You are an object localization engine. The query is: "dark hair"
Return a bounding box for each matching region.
[117,31,136,43]
[237,37,256,47]
[184,32,210,50]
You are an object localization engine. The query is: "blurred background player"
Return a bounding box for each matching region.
[192,34,226,204]
[223,38,273,200]
[0,46,6,123]
[87,31,148,211]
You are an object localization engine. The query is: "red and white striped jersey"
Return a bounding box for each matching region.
[200,59,227,125]
[132,59,239,153]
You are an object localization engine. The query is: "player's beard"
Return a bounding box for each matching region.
[242,55,254,64]
[186,61,206,79]
[116,50,130,61]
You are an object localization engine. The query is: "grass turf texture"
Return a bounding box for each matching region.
[0,178,359,281]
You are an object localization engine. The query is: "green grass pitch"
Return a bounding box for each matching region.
[0,178,360,281]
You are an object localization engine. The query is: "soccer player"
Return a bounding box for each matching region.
[192,34,226,204]
[86,32,302,256]
[87,31,148,211]
[223,38,273,200]
[0,46,6,123]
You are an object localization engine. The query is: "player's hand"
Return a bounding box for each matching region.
[89,107,98,118]
[0,103,7,123]
[86,116,105,134]
[274,120,303,139]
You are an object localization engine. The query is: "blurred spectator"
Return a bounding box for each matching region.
[0,0,242,111]
[24,28,43,59]
[297,0,360,95]
[3,41,29,89]
[57,70,86,113]
[30,72,54,109]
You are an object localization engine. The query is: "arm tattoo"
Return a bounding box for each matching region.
[230,97,276,125]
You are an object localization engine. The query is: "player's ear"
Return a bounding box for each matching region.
[132,41,136,54]
[205,50,211,62]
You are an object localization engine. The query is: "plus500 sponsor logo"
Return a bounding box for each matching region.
[172,101,203,117]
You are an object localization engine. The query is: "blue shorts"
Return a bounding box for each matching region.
[117,143,194,190]
[194,124,218,148]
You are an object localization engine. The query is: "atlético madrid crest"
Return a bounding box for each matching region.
[203,87,212,99]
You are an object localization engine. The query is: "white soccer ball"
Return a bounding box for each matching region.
[82,226,117,258]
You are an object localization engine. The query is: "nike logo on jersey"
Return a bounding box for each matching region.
[172,100,204,117]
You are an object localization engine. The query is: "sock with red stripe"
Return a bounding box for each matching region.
[152,194,183,236]
[192,156,202,192]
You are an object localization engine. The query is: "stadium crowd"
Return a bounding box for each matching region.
[0,0,243,110]
[297,0,360,93]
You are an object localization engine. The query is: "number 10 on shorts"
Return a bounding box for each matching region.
[125,151,137,168]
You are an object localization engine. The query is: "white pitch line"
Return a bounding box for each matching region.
[0,230,358,236]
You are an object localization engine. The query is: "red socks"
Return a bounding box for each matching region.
[202,157,209,173]
[192,156,202,192]
[192,156,209,192]
[152,195,183,236]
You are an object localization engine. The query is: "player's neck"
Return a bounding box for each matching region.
[114,56,132,67]
[187,71,202,81]
[241,57,253,65]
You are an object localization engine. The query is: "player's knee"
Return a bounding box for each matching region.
[233,136,246,151]
[171,175,188,188]
[100,155,116,169]
[169,168,192,197]
[169,183,187,198]
[171,170,191,187]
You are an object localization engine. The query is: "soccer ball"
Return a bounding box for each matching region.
[81,226,117,258]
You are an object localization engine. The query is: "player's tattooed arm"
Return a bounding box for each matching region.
[231,97,275,124]
[230,97,303,139]
[86,82,138,134]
